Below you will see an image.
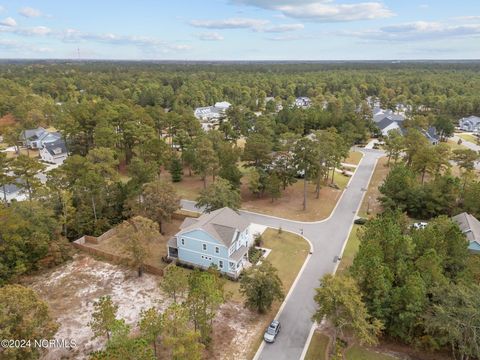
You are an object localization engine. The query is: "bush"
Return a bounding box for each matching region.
[254,234,263,247]
[248,248,263,264]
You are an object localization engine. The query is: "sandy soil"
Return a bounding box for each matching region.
[24,254,169,360]
[22,254,263,360]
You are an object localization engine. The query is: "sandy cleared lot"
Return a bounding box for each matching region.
[22,254,265,360]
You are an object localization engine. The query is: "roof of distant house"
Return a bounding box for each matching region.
[178,207,250,247]
[43,139,67,156]
[377,117,398,130]
[452,212,480,245]
[459,115,480,124]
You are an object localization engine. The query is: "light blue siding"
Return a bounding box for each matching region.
[468,241,480,253]
[177,229,231,273]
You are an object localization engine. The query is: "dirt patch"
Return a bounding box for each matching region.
[22,254,169,360]
[22,254,268,360]
[359,156,389,217]
[84,218,182,269]
[210,302,266,360]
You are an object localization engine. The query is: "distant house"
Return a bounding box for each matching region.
[452,212,480,253]
[194,101,231,131]
[20,127,62,149]
[40,139,68,165]
[376,117,402,136]
[458,116,480,133]
[423,127,440,145]
[167,207,254,278]
[294,97,311,109]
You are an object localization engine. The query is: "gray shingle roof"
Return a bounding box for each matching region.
[452,212,480,245]
[377,117,396,130]
[178,207,250,246]
[44,139,67,156]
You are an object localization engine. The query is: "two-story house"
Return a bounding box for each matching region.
[167,207,253,278]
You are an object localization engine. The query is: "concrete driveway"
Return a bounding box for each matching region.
[181,148,384,360]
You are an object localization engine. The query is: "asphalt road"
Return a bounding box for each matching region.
[181,148,384,360]
[452,135,480,170]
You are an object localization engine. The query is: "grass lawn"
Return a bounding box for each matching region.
[224,228,310,302]
[346,345,397,360]
[305,331,329,360]
[447,139,467,151]
[241,172,351,221]
[161,165,352,221]
[345,151,363,166]
[457,133,479,144]
[5,148,39,159]
[336,224,362,274]
[358,156,389,217]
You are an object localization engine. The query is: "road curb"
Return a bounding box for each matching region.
[298,154,381,360]
[253,229,314,360]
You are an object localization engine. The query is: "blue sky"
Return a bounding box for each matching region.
[0,1,479,60]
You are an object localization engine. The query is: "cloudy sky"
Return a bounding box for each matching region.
[0,1,479,60]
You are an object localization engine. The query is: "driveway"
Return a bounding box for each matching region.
[181,148,384,360]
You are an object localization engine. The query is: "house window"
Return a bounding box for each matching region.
[229,262,235,270]
[181,238,185,246]
[215,246,219,254]
[202,244,207,251]
[219,260,223,269]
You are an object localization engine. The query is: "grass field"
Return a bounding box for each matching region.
[304,331,329,360]
[457,133,479,144]
[336,224,362,274]
[345,151,364,165]
[223,228,310,302]
[160,165,352,221]
[359,156,389,217]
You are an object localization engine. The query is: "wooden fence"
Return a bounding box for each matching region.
[73,236,164,276]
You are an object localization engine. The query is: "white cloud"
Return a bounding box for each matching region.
[0,17,17,27]
[345,21,480,41]
[263,23,304,32]
[231,0,394,22]
[189,17,304,34]
[196,32,224,41]
[190,17,268,30]
[455,16,480,21]
[19,6,42,18]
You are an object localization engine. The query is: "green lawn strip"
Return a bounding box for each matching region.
[345,151,363,166]
[336,224,361,275]
[304,331,329,360]
[346,345,397,360]
[457,133,478,144]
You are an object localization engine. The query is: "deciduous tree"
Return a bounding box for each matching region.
[240,260,284,314]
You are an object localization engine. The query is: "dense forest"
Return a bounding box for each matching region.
[1,61,480,359]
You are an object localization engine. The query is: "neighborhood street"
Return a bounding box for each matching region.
[181,148,384,360]
[452,135,480,170]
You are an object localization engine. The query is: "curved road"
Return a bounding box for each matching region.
[181,148,384,360]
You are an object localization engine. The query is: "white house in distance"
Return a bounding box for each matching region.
[194,101,231,131]
[40,139,68,165]
[294,97,311,109]
[20,127,62,149]
[458,116,480,133]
